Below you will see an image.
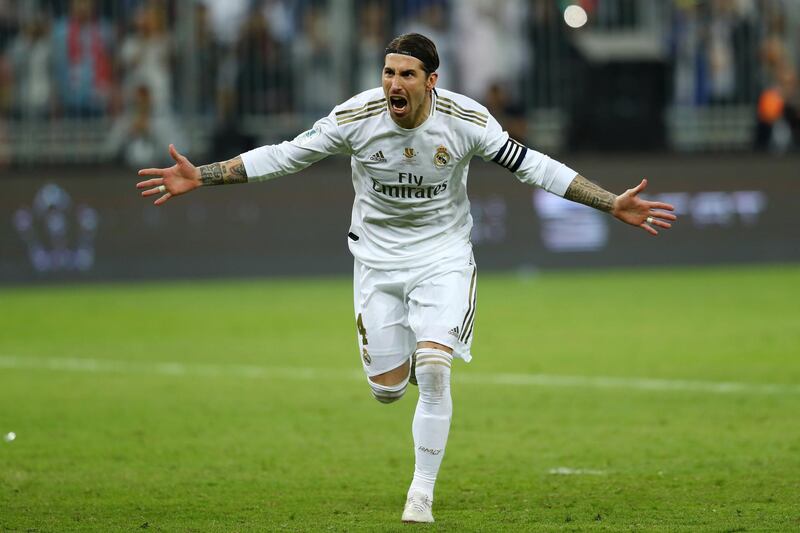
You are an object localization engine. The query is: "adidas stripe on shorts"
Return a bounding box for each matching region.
[353,253,477,377]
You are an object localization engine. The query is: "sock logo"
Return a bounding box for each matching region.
[417,445,442,456]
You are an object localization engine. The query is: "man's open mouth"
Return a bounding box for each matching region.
[390,96,408,113]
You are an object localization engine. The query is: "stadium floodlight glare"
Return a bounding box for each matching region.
[564,4,588,28]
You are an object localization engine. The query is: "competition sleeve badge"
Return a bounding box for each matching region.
[433,145,450,168]
[292,127,320,146]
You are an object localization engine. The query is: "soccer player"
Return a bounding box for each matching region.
[136,33,676,523]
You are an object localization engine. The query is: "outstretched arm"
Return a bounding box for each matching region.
[136,144,247,206]
[564,175,677,235]
[477,114,677,236]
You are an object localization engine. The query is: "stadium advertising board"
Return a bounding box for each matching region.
[1,155,798,283]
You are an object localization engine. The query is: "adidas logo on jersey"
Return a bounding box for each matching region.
[448,326,460,337]
[369,151,387,163]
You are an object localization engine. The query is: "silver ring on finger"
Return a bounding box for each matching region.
[646,216,654,225]
[158,185,166,193]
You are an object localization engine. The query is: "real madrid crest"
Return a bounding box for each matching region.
[433,145,450,168]
[362,348,372,366]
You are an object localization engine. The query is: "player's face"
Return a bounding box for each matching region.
[383,53,437,129]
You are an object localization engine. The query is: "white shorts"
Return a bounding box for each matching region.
[353,254,477,377]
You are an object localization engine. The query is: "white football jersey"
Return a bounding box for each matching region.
[241,87,577,270]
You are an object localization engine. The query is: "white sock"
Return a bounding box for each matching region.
[409,348,453,501]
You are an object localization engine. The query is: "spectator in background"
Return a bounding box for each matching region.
[0,0,18,38]
[730,1,759,104]
[292,3,337,116]
[6,13,53,118]
[757,2,794,88]
[755,7,800,152]
[453,0,528,100]
[707,0,738,103]
[260,0,295,46]
[353,1,389,93]
[193,2,219,117]
[236,8,291,115]
[527,0,573,110]
[51,0,114,117]
[201,0,250,48]
[762,0,800,71]
[484,81,527,144]
[671,0,757,106]
[200,0,250,126]
[670,0,707,106]
[105,84,182,167]
[210,89,256,162]
[757,72,800,151]
[119,3,172,115]
[400,1,456,90]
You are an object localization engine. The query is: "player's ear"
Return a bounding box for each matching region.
[426,72,438,91]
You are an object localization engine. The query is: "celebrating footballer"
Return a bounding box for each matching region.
[136,33,677,523]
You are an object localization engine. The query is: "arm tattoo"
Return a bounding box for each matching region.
[199,163,224,185]
[231,163,247,179]
[563,174,617,213]
[198,157,248,186]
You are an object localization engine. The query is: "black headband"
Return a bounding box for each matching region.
[384,47,437,73]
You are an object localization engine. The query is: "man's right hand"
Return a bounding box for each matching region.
[136,144,201,206]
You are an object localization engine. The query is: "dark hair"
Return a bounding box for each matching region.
[384,33,439,74]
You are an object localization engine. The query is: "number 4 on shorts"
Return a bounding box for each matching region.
[356,313,368,346]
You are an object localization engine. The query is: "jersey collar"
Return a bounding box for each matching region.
[387,89,437,135]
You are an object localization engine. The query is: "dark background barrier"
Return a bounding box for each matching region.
[1,154,798,283]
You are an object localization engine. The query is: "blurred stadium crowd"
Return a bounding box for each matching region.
[0,0,798,165]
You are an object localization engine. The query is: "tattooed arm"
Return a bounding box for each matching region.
[136,144,249,206]
[197,156,248,186]
[563,174,678,236]
[563,174,617,212]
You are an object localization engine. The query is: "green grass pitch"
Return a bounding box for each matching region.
[1,265,799,532]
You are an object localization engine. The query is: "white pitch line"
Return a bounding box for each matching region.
[548,467,607,476]
[0,355,359,382]
[0,355,799,396]
[464,372,800,395]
